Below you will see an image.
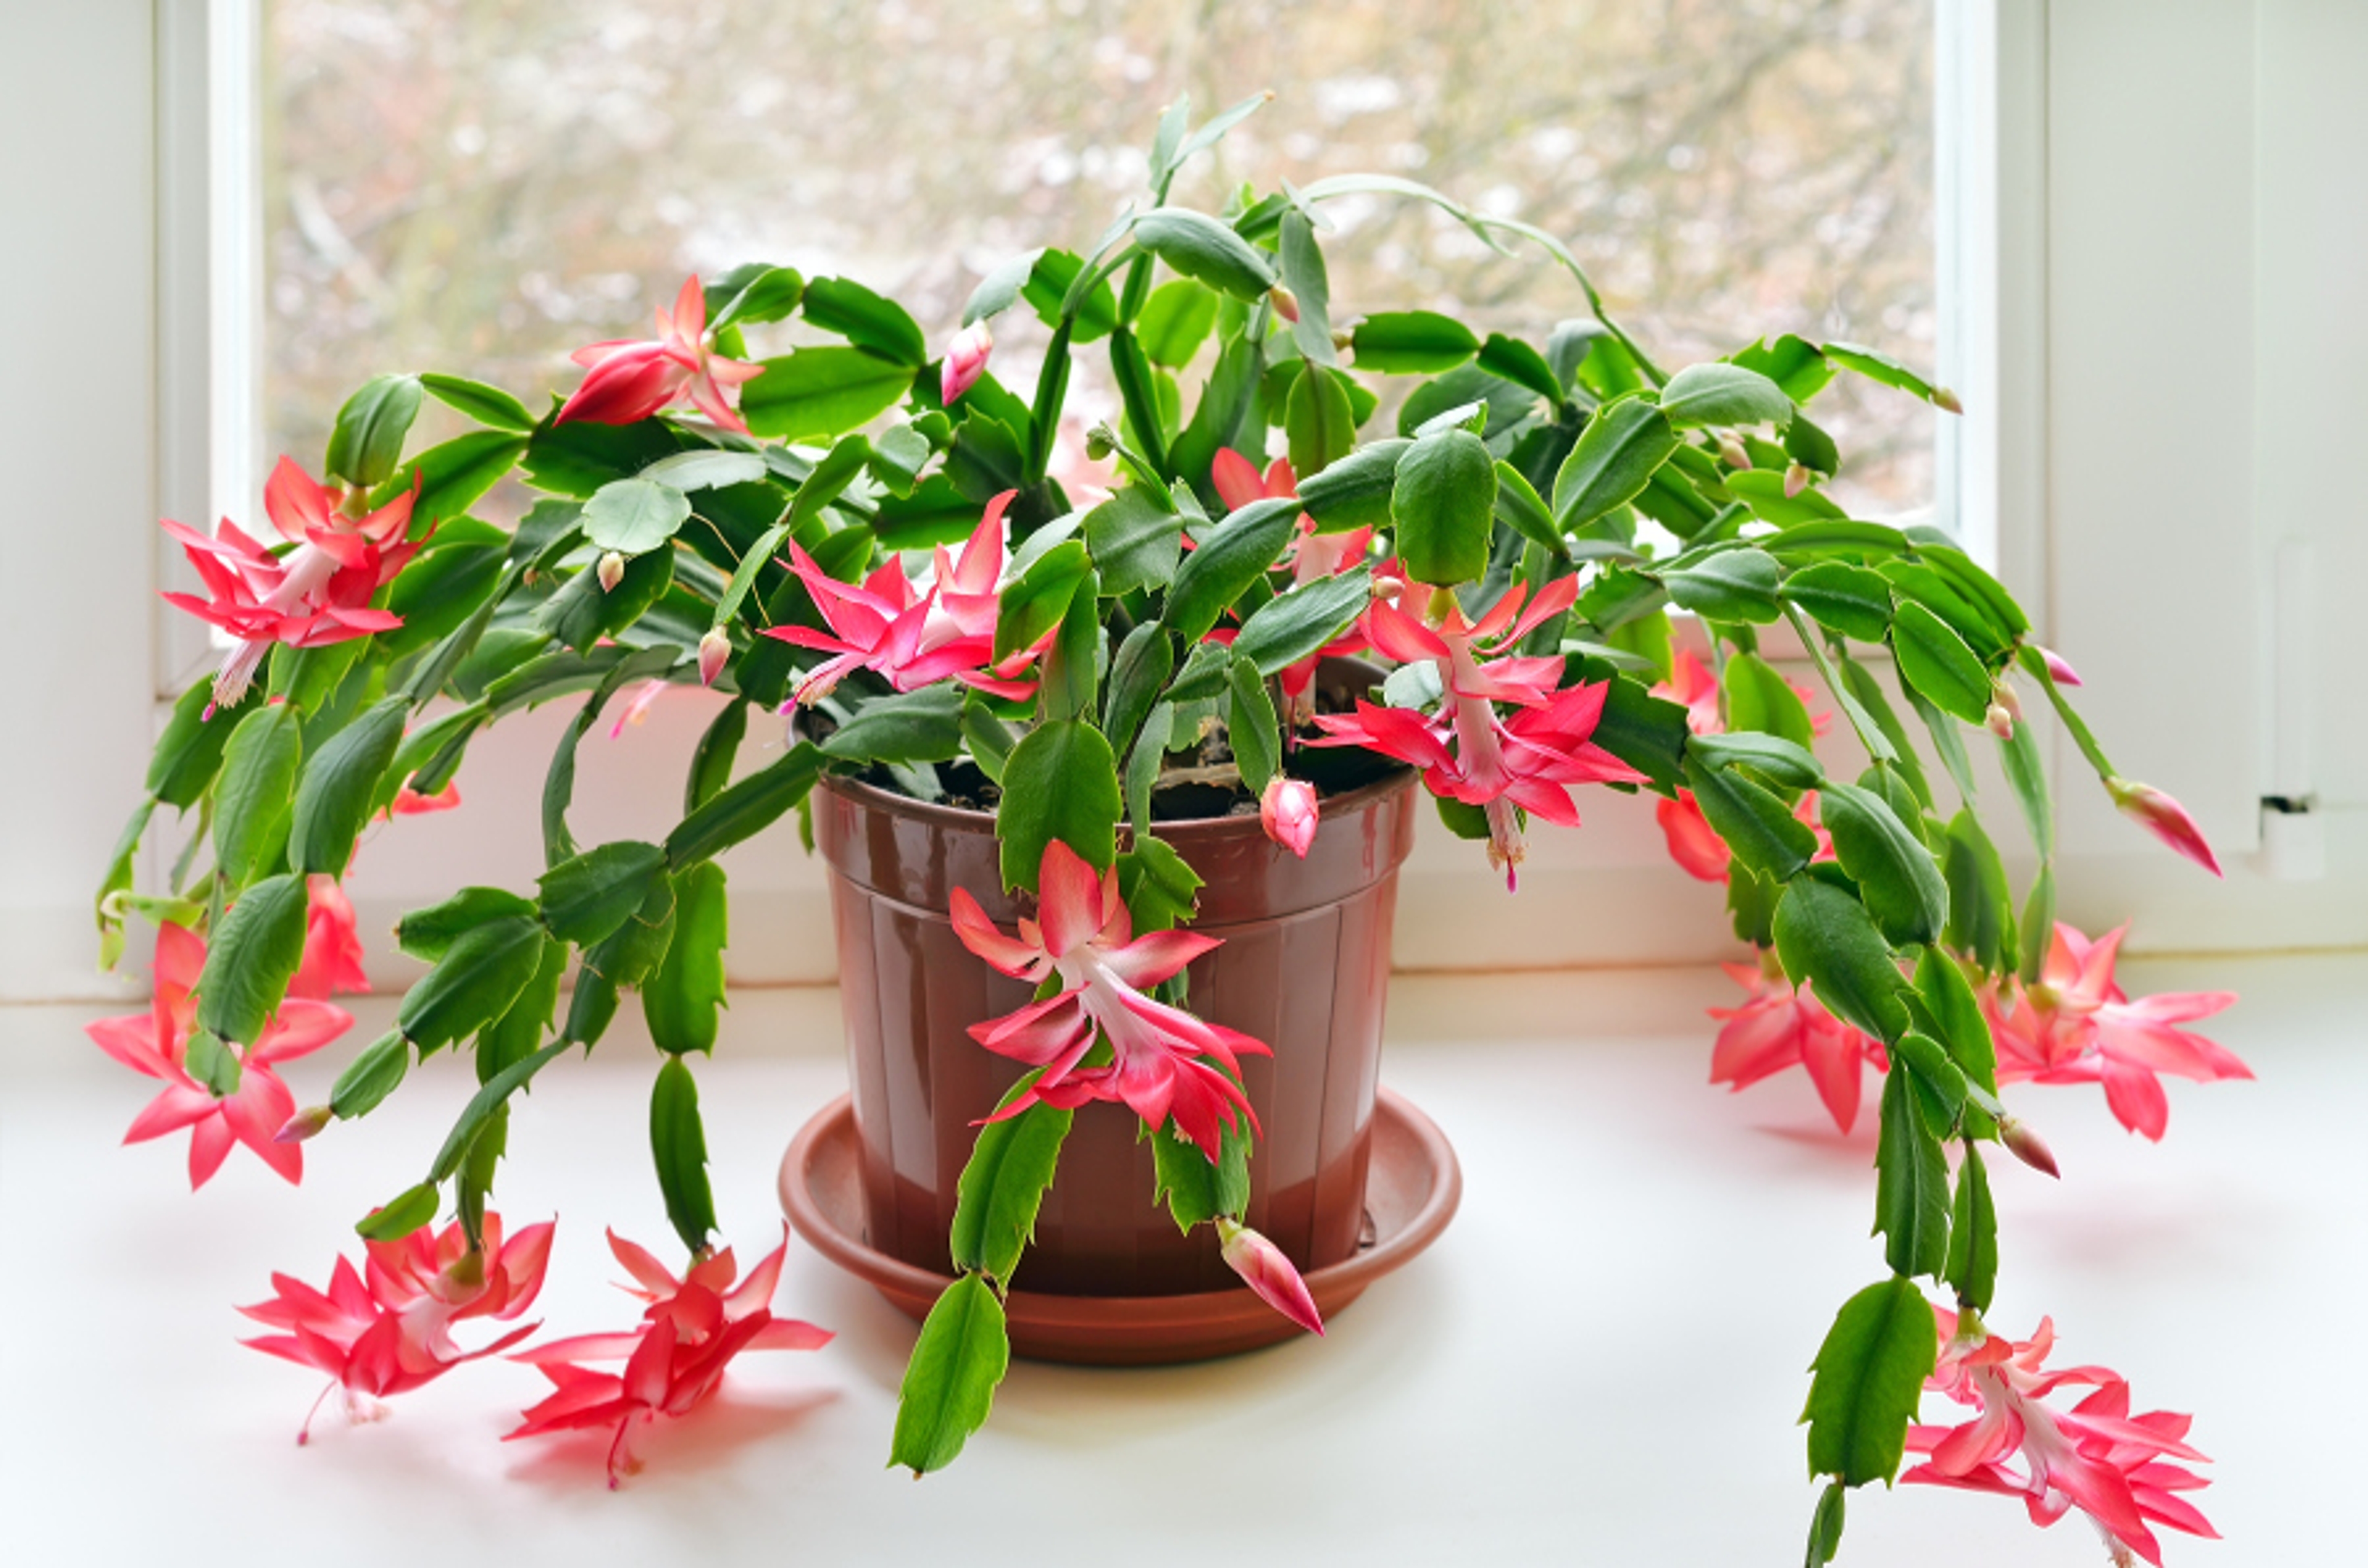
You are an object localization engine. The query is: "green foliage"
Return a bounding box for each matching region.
[950,1086,1074,1282]
[194,872,310,1048]
[890,1274,1011,1476]
[1161,496,1302,643]
[650,1055,719,1254]
[644,861,730,1054]
[1352,310,1479,374]
[1553,398,1677,530]
[1802,1276,1938,1487]
[995,720,1121,890]
[1874,1064,1951,1278]
[288,697,409,877]
[1773,876,1909,1043]
[1945,1145,1999,1313]
[329,1029,411,1120]
[398,915,548,1054]
[1392,427,1496,586]
[213,704,303,886]
[326,374,423,488]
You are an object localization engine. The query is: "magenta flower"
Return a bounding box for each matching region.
[949,840,1272,1160]
[1983,923,2247,1141]
[84,922,353,1188]
[940,319,994,406]
[1260,776,1320,859]
[1216,1218,1323,1336]
[290,875,370,1001]
[1706,954,1888,1133]
[2106,779,2222,877]
[556,275,763,436]
[160,458,419,712]
[1906,1307,2216,1567]
[1316,577,1642,886]
[507,1228,832,1488]
[240,1213,552,1440]
[763,491,1042,707]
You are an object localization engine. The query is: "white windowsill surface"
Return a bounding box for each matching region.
[2,956,2354,1564]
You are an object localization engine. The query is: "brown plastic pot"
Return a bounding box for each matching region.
[813,723,1419,1302]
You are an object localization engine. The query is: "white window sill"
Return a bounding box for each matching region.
[2,954,2350,1562]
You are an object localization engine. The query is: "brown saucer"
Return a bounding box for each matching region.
[777,1086,1462,1365]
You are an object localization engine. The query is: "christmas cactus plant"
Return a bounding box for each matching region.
[93,97,2238,1558]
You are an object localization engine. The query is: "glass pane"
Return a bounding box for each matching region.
[263,0,1934,518]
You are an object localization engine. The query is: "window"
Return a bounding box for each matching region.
[259,0,1940,522]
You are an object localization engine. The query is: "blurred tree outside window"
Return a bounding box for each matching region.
[263,0,1936,520]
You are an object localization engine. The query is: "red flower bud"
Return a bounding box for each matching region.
[1217,1218,1324,1336]
[2107,778,2223,877]
[697,627,730,688]
[1999,1116,2060,1179]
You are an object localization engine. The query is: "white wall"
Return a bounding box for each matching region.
[0,2,158,1004]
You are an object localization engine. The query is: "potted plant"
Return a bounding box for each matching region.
[92,97,2240,1561]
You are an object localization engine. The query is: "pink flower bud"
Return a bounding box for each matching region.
[2037,646,2084,688]
[597,551,626,593]
[1270,284,1301,323]
[1933,385,1965,415]
[276,1105,334,1144]
[1217,1218,1323,1336]
[1999,1116,2060,1179]
[2107,778,2223,877]
[1783,461,1812,498]
[1259,777,1320,860]
[1717,432,1750,469]
[697,627,730,687]
[941,320,993,406]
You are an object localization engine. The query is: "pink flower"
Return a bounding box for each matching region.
[1906,1307,2216,1567]
[83,922,353,1188]
[160,458,419,713]
[1706,953,1888,1133]
[556,275,763,436]
[239,1213,553,1441]
[1656,791,1731,882]
[949,840,1272,1160]
[1217,1218,1323,1336]
[762,491,1042,707]
[1260,776,1320,858]
[1214,451,1375,724]
[2106,779,2222,877]
[1984,924,2247,1140]
[1315,577,1643,887]
[507,1228,832,1487]
[290,875,370,1000]
[940,320,994,406]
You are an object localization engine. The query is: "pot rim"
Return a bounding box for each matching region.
[813,754,1416,844]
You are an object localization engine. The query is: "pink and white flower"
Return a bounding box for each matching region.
[290,875,370,1001]
[2105,779,2222,878]
[507,1228,831,1487]
[1217,1217,1323,1336]
[1213,449,1375,724]
[940,320,995,406]
[239,1213,553,1440]
[1706,952,1888,1134]
[160,458,420,713]
[1260,776,1320,859]
[1315,577,1643,887]
[1906,1307,2216,1567]
[83,921,353,1188]
[556,275,763,435]
[949,840,1271,1161]
[763,490,1042,707]
[1984,923,2247,1141]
